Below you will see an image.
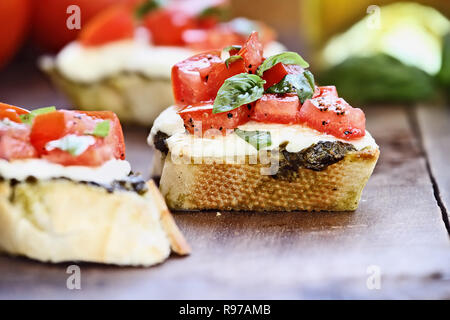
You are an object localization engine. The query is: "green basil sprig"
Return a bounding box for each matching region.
[257,52,310,77]
[20,106,56,125]
[235,129,271,151]
[225,55,243,69]
[89,120,110,138]
[266,70,315,103]
[213,73,265,114]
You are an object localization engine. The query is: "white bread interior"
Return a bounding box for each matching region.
[0,179,190,266]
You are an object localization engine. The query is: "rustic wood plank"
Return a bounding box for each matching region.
[0,64,449,299]
[416,104,450,231]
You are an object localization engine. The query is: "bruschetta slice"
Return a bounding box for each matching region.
[0,102,190,266]
[148,32,380,211]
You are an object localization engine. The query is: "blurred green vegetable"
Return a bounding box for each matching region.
[317,54,436,104]
[438,33,450,88]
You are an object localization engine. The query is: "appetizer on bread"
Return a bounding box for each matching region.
[40,0,285,125]
[149,32,380,211]
[0,102,190,266]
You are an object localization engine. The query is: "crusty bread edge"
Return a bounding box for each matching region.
[159,147,380,212]
[147,180,191,255]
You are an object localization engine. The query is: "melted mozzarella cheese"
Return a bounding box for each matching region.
[53,28,286,83]
[0,159,131,185]
[55,40,194,82]
[148,106,378,159]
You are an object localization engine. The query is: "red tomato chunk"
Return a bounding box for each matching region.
[251,94,300,124]
[299,96,365,140]
[178,102,251,135]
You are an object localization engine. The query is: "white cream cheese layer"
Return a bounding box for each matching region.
[0,158,131,185]
[54,28,286,83]
[148,106,378,159]
[55,39,193,82]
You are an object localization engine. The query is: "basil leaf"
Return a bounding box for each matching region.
[45,134,96,156]
[266,71,315,103]
[20,106,56,124]
[438,32,450,88]
[135,0,165,19]
[223,45,242,53]
[235,129,271,150]
[225,55,243,69]
[89,120,110,138]
[213,73,265,114]
[304,69,315,89]
[257,52,310,77]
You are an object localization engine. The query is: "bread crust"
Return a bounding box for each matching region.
[160,147,380,211]
[0,179,190,266]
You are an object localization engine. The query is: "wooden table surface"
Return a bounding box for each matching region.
[0,61,449,300]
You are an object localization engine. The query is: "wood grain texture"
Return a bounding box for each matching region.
[416,104,450,232]
[0,64,449,299]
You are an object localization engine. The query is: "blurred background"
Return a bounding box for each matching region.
[0,0,449,106]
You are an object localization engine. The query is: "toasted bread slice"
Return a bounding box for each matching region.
[159,147,379,211]
[41,63,173,125]
[0,179,190,266]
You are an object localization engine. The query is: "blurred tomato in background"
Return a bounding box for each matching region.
[0,0,31,69]
[32,0,132,52]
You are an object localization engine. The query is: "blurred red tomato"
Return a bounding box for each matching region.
[0,0,31,69]
[32,0,132,52]
[79,5,135,47]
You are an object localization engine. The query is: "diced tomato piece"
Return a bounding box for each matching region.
[0,122,37,160]
[262,63,288,90]
[251,94,300,124]
[261,63,304,90]
[299,96,365,140]
[30,111,67,154]
[42,142,115,167]
[78,111,126,160]
[0,102,29,123]
[79,5,135,47]
[313,86,338,99]
[201,32,264,98]
[238,31,263,74]
[143,8,196,46]
[172,51,222,106]
[227,46,241,56]
[206,57,247,98]
[178,102,251,135]
[30,110,125,166]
